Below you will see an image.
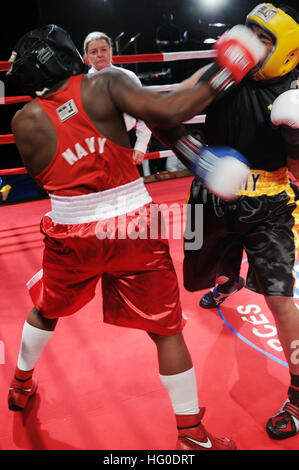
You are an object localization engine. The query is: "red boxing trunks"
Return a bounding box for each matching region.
[27,180,185,336]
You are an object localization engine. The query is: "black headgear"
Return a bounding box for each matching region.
[8,24,87,97]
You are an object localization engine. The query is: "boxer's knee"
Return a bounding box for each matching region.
[27,307,58,331]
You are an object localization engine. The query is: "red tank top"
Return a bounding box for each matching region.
[35,75,140,196]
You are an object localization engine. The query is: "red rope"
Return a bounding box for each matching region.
[0,167,26,175]
[0,61,10,71]
[0,134,15,144]
[113,53,164,64]
[0,51,207,71]
[0,151,174,176]
[3,96,31,104]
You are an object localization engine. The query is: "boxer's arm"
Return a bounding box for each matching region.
[287,158,299,179]
[271,89,299,178]
[11,101,57,176]
[194,25,267,94]
[108,25,265,125]
[175,64,213,90]
[152,126,249,200]
[107,68,214,127]
[171,25,267,93]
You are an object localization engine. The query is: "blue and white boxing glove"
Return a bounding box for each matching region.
[174,134,250,200]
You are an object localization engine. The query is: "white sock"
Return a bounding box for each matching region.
[17,321,54,371]
[142,159,150,176]
[160,367,199,415]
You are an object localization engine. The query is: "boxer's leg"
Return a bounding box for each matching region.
[8,308,57,411]
[200,276,245,308]
[265,296,299,439]
[148,331,236,450]
[8,227,100,412]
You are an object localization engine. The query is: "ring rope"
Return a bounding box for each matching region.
[0,150,179,176]
[0,114,206,146]
[0,49,216,72]
[0,49,212,174]
[1,96,31,104]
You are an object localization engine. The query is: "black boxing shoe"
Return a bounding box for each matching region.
[266,399,299,440]
[199,277,245,309]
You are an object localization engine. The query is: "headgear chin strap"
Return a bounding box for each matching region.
[246,3,299,81]
[7,24,88,97]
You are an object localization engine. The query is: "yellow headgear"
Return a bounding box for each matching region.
[246,3,299,81]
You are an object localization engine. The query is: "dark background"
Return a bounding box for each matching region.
[1,0,299,174]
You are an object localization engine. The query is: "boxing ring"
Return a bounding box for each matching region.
[0,50,297,451]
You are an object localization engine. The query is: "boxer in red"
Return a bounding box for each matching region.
[7,23,265,449]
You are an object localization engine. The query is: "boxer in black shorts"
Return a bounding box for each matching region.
[183,3,299,440]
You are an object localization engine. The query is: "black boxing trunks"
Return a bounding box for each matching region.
[183,168,299,297]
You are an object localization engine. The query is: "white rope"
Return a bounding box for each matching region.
[146,85,206,124]
[161,50,216,62]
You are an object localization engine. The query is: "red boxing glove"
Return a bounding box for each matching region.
[201,25,267,94]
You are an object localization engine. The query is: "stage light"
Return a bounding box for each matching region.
[204,38,217,44]
[200,0,226,9]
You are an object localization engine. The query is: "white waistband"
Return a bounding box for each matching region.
[48,178,152,224]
